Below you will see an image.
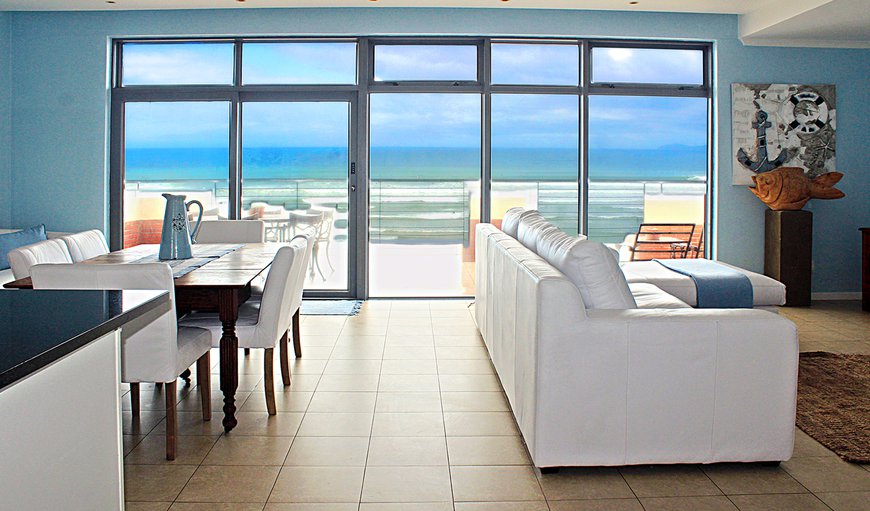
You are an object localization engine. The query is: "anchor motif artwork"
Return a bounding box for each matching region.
[731,83,836,186]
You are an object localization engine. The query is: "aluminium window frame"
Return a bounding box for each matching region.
[109,35,714,299]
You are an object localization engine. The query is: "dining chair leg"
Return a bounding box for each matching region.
[264,348,277,416]
[244,348,251,356]
[165,380,178,461]
[197,352,211,421]
[279,331,291,387]
[130,382,140,417]
[292,309,302,358]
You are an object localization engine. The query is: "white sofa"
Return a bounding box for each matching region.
[475,216,799,468]
[0,228,68,286]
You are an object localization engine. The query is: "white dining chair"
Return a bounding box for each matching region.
[195,220,266,244]
[30,263,212,461]
[7,238,73,279]
[181,236,308,415]
[59,229,110,262]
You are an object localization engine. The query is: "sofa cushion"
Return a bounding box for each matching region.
[542,237,637,309]
[516,214,550,251]
[502,208,539,239]
[0,224,47,271]
[629,283,691,309]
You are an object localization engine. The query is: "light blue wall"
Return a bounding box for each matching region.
[0,12,11,228]
[6,8,869,293]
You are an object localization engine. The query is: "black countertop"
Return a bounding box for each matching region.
[0,289,170,390]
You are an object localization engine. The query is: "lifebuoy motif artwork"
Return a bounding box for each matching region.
[732,83,836,186]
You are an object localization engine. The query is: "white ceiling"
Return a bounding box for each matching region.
[1,0,868,48]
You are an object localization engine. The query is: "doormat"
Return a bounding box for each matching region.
[301,300,362,316]
[797,351,869,463]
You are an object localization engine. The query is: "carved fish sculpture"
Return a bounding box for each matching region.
[749,167,845,211]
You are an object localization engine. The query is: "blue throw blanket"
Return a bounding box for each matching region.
[654,259,754,308]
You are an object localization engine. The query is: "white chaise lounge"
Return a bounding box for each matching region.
[475,211,799,468]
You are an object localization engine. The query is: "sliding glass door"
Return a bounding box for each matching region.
[369,93,481,297]
[241,100,355,292]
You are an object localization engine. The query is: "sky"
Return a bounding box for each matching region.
[123,42,707,151]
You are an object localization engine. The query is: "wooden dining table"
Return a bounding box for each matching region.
[3,242,285,433]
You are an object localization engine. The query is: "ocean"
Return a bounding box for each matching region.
[124,146,708,182]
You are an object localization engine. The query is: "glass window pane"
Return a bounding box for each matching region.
[491,43,579,86]
[587,96,707,251]
[491,94,579,235]
[591,47,703,85]
[369,93,481,296]
[122,42,234,85]
[123,102,230,247]
[242,42,357,84]
[374,45,477,81]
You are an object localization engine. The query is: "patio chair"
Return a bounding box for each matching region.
[627,223,696,261]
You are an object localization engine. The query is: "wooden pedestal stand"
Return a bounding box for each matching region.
[765,210,812,306]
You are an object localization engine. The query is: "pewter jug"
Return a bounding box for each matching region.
[158,193,203,260]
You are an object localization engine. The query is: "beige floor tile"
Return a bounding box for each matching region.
[334,336,386,348]
[816,491,870,511]
[300,335,340,347]
[728,493,830,510]
[436,346,490,359]
[125,434,217,466]
[177,392,249,415]
[340,325,389,336]
[157,411,225,437]
[375,391,442,412]
[538,467,635,500]
[701,464,807,495]
[230,412,304,436]
[361,466,453,502]
[254,375,321,393]
[367,436,449,466]
[619,465,722,497]
[169,504,265,511]
[123,411,166,436]
[434,335,484,347]
[124,464,197,502]
[378,374,440,392]
[444,412,519,436]
[438,374,502,392]
[329,345,384,360]
[639,496,738,510]
[125,434,146,456]
[455,503,550,511]
[359,504,453,511]
[202,435,292,466]
[307,391,377,413]
[436,359,495,375]
[284,436,370,466]
[447,436,531,466]
[297,412,373,437]
[210,372,266,392]
[432,324,480,336]
[240,391,313,413]
[451,465,545,501]
[382,346,436,359]
[371,412,445,437]
[782,456,870,492]
[268,466,365,503]
[387,325,433,336]
[125,503,172,511]
[380,358,438,375]
[264,504,357,511]
[442,391,509,412]
[324,359,382,375]
[316,374,380,392]
[548,499,643,510]
[792,429,838,458]
[385,335,436,346]
[287,359,328,375]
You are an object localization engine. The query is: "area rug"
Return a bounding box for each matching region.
[796,351,870,463]
[301,300,362,316]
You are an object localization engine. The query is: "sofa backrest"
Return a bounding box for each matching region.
[501,207,540,238]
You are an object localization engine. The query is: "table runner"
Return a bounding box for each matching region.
[132,244,244,278]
